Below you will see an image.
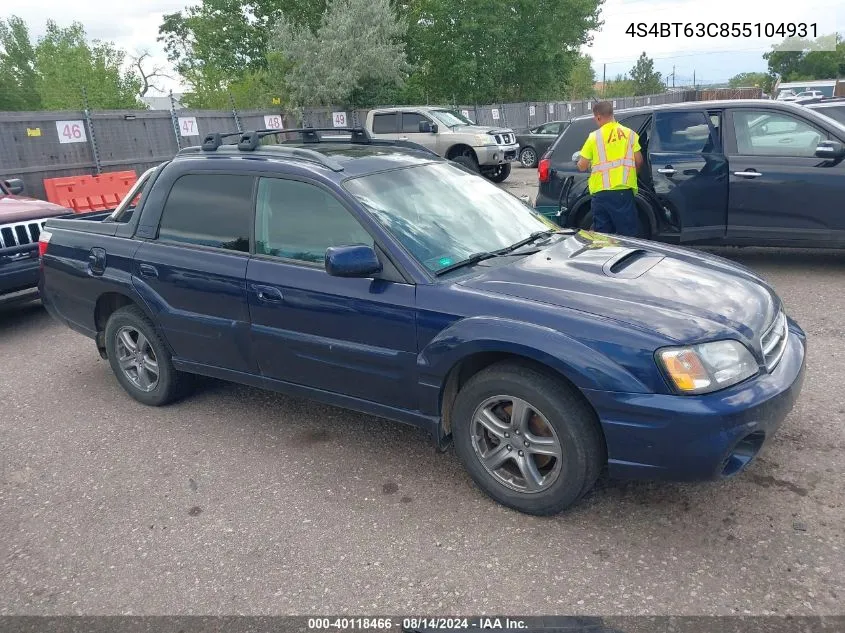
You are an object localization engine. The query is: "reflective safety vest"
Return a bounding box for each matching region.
[589,123,637,193]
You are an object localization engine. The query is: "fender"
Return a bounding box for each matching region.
[416,316,652,415]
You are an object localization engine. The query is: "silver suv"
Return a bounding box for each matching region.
[365,106,520,182]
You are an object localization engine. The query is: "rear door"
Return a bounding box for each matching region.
[649,110,728,241]
[246,175,418,410]
[370,111,400,140]
[725,107,845,244]
[132,172,257,374]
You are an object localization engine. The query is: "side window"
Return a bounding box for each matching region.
[545,122,562,135]
[652,111,715,153]
[255,178,373,265]
[732,110,824,157]
[402,112,428,133]
[372,113,398,134]
[157,174,253,252]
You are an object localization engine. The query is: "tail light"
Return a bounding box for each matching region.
[538,156,551,183]
[38,230,52,258]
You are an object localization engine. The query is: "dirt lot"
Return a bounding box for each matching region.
[1,164,843,615]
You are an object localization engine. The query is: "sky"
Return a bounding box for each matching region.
[5,0,843,95]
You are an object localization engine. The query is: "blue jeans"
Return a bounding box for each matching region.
[591,189,639,237]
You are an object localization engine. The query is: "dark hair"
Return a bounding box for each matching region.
[592,101,614,117]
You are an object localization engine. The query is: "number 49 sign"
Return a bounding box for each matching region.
[56,120,87,144]
[332,111,347,128]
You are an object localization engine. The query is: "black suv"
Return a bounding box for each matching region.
[535,100,845,247]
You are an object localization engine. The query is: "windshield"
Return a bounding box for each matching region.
[429,110,474,127]
[344,163,557,274]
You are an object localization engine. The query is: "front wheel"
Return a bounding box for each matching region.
[104,305,183,406]
[483,163,512,183]
[451,362,605,515]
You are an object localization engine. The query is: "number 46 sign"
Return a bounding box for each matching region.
[56,120,87,144]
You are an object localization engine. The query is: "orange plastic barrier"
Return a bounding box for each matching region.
[43,170,138,213]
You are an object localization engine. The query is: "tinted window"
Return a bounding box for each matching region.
[813,105,845,126]
[732,110,824,157]
[157,174,253,252]
[255,178,372,264]
[551,118,597,162]
[619,113,648,134]
[372,112,398,134]
[402,112,428,133]
[652,111,714,153]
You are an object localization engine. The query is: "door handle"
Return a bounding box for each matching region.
[733,171,763,178]
[252,284,283,303]
[657,167,676,175]
[138,263,158,278]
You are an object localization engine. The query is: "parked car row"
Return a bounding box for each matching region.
[36,125,806,516]
[534,99,845,248]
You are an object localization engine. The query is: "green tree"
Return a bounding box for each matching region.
[403,0,602,104]
[158,0,328,103]
[764,33,844,81]
[566,54,596,100]
[629,52,663,96]
[34,21,142,109]
[269,0,409,108]
[0,16,40,110]
[603,74,636,98]
[728,71,775,93]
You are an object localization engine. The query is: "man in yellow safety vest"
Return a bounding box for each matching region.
[575,101,644,237]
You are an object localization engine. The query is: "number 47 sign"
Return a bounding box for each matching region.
[56,120,87,144]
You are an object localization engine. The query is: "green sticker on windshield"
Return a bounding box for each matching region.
[438,257,453,267]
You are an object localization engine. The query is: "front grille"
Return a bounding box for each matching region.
[0,220,47,250]
[761,310,788,372]
[494,133,515,145]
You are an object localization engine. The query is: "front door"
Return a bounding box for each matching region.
[132,172,257,373]
[399,111,439,153]
[246,176,418,410]
[726,108,845,244]
[648,110,729,242]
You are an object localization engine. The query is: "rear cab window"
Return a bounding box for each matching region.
[372,113,399,134]
[157,174,254,252]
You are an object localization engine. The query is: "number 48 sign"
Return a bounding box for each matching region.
[56,120,87,144]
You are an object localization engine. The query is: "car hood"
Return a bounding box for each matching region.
[459,232,779,344]
[0,195,70,224]
[452,125,515,136]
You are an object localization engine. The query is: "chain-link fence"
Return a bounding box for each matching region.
[0,88,762,200]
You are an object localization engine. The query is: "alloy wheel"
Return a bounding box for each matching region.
[115,326,159,392]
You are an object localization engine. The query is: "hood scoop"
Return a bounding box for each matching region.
[601,248,664,279]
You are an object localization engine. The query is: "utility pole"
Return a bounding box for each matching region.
[602,64,606,97]
[672,65,675,89]
[693,70,696,89]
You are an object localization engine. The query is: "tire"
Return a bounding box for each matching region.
[451,361,605,515]
[519,147,538,168]
[451,154,480,173]
[104,305,183,406]
[484,163,512,183]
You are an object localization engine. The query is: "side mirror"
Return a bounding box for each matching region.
[4,178,24,195]
[419,121,437,133]
[816,140,845,160]
[325,245,382,278]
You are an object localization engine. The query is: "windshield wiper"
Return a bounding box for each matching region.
[434,251,500,276]
[501,230,558,254]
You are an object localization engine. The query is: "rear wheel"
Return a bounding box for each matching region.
[576,204,652,239]
[104,305,182,406]
[451,362,605,515]
[519,147,538,168]
[483,163,512,183]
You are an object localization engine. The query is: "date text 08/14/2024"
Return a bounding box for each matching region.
[626,22,817,38]
[306,618,528,630]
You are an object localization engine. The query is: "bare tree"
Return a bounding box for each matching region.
[131,50,174,96]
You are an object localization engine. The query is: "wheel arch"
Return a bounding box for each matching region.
[571,194,659,237]
[93,291,157,359]
[445,144,478,161]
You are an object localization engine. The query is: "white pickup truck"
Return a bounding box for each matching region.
[365,106,520,182]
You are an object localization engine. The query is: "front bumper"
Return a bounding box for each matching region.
[0,253,40,303]
[475,143,520,166]
[582,321,807,482]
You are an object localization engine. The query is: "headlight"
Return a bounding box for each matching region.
[657,340,758,394]
[474,134,495,145]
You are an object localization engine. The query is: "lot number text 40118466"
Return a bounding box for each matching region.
[626,22,818,38]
